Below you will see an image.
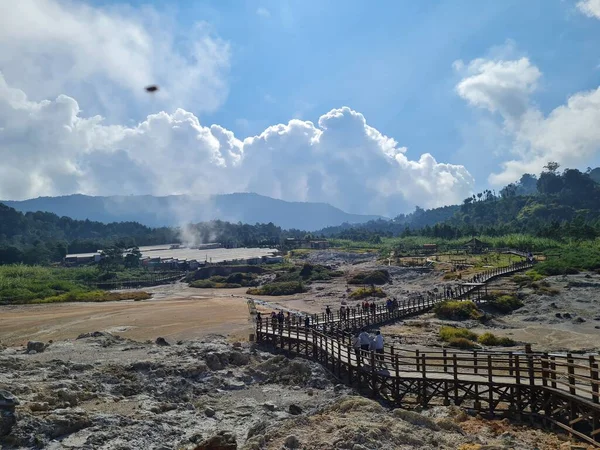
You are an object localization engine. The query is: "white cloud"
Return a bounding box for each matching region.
[0,0,230,119]
[0,75,474,216]
[577,0,600,19]
[456,51,600,185]
[455,57,541,122]
[257,7,271,18]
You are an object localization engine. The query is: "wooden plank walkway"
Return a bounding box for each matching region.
[255,260,600,447]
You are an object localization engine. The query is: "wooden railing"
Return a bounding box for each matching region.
[256,260,600,446]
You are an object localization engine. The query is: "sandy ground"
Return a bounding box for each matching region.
[2,254,600,354]
[0,283,261,346]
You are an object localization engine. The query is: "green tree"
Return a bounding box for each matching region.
[124,246,142,268]
[99,245,124,272]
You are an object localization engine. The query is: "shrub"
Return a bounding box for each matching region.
[439,326,478,342]
[434,301,482,320]
[246,281,307,296]
[489,294,523,313]
[477,332,516,347]
[348,270,390,285]
[190,280,216,288]
[447,337,477,349]
[348,287,387,300]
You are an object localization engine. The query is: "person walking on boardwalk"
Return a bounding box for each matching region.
[277,310,284,333]
[304,315,310,329]
[256,312,262,326]
[352,332,361,364]
[374,331,385,366]
[359,329,371,364]
[325,305,332,321]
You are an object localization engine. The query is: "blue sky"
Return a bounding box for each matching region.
[1,0,600,215]
[99,0,600,188]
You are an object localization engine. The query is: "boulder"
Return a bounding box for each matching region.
[194,430,237,450]
[27,341,46,353]
[0,390,19,437]
[284,435,300,449]
[155,337,170,346]
[76,331,105,339]
[205,407,216,417]
[288,404,303,415]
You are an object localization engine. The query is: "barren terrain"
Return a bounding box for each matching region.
[0,335,578,449]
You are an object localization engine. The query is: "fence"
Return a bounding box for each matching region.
[256,261,600,446]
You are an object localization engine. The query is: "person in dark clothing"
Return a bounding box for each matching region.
[325,305,331,320]
[256,312,262,325]
[277,311,284,333]
[304,315,310,329]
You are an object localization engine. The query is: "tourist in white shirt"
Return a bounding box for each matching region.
[374,330,384,363]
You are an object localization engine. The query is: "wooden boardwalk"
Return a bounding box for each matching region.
[256,261,600,446]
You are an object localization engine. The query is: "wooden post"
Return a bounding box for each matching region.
[443,349,448,373]
[567,353,576,395]
[416,349,420,371]
[550,356,557,389]
[541,352,548,387]
[394,354,400,403]
[421,354,427,407]
[474,351,478,375]
[453,353,459,404]
[487,354,494,413]
[590,355,599,405]
[370,351,377,396]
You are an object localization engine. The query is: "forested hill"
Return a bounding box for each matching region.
[1,193,383,231]
[317,165,600,241]
[0,203,305,265]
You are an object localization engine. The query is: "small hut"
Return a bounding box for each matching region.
[463,238,487,254]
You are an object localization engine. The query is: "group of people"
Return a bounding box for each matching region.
[255,310,311,332]
[323,298,402,322]
[352,329,385,366]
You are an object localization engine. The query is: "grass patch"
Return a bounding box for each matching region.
[439,326,478,342]
[347,270,390,285]
[433,300,482,320]
[247,281,307,296]
[477,332,516,347]
[190,280,242,289]
[348,286,387,300]
[13,290,151,304]
[483,292,524,313]
[0,264,158,304]
[447,337,478,349]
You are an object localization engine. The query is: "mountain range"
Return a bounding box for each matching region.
[1,193,384,231]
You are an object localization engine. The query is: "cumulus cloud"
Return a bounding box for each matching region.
[577,0,600,19]
[455,57,541,122]
[0,74,473,216]
[455,51,600,185]
[0,0,230,119]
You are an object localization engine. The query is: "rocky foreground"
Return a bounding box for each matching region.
[0,333,585,449]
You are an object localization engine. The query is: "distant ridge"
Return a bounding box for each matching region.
[1,193,384,231]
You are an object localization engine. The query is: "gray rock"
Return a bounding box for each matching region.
[262,402,277,411]
[0,390,19,409]
[288,404,303,415]
[205,353,224,371]
[0,390,19,437]
[27,341,46,353]
[205,407,216,417]
[76,331,105,339]
[194,430,237,450]
[284,435,300,449]
[155,337,170,346]
[247,420,267,439]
